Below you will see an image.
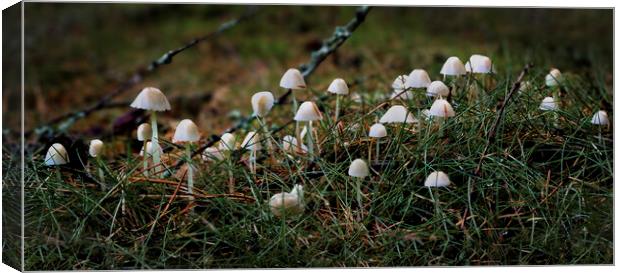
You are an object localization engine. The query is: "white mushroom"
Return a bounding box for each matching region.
[251,91,275,118]
[379,105,418,124]
[88,139,104,157]
[424,171,451,187]
[440,56,466,76]
[426,81,450,98]
[44,143,69,166]
[428,99,456,118]
[405,69,431,89]
[269,184,305,217]
[591,110,609,126]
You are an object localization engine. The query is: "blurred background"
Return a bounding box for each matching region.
[4,4,613,142]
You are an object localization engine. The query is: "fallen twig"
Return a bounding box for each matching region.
[27,7,258,139]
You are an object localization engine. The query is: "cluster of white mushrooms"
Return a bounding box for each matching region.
[42,54,611,219]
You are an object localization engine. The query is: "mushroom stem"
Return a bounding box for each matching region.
[250,148,257,174]
[292,90,303,154]
[306,121,315,158]
[186,144,194,199]
[335,94,341,122]
[375,139,380,164]
[150,111,163,178]
[355,177,363,218]
[258,117,275,162]
[334,95,341,157]
[142,140,149,176]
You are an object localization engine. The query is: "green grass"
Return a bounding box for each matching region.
[17,65,613,269]
[2,4,613,269]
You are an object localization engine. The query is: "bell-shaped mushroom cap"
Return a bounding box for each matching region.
[405,69,431,89]
[368,123,387,138]
[424,171,451,187]
[390,90,414,100]
[440,56,466,76]
[294,101,323,121]
[44,143,69,166]
[348,159,370,178]
[241,131,262,151]
[279,68,306,90]
[202,147,224,162]
[282,135,308,153]
[269,184,305,217]
[327,78,349,95]
[380,105,418,124]
[591,110,609,125]
[140,141,163,157]
[130,87,171,111]
[172,119,200,143]
[251,91,275,118]
[426,81,450,97]
[545,68,563,87]
[89,139,104,157]
[392,75,409,92]
[429,99,456,118]
[218,133,236,151]
[465,54,493,74]
[137,123,152,141]
[539,97,559,111]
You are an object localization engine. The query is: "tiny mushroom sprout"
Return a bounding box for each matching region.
[130,87,171,177]
[251,91,275,154]
[440,56,466,78]
[88,139,104,158]
[44,143,69,166]
[269,184,305,218]
[282,135,308,154]
[379,105,418,124]
[591,110,610,126]
[242,131,261,174]
[251,91,275,118]
[539,97,559,111]
[327,78,349,122]
[426,81,450,98]
[294,101,323,157]
[545,68,563,87]
[218,132,237,151]
[348,159,370,212]
[368,123,387,163]
[89,139,105,183]
[202,147,224,162]
[424,171,451,187]
[465,54,493,74]
[137,123,152,175]
[405,69,431,89]
[429,98,456,118]
[172,119,201,197]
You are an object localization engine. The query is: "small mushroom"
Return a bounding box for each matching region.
[251,91,275,118]
[426,81,450,98]
[348,159,370,214]
[379,105,418,124]
[591,110,610,126]
[172,119,200,197]
[368,123,387,164]
[44,143,69,166]
[405,69,431,89]
[545,68,563,87]
[242,131,261,174]
[269,184,305,217]
[428,99,456,118]
[539,97,558,111]
[440,56,466,77]
[424,171,451,187]
[130,87,171,177]
[294,101,323,157]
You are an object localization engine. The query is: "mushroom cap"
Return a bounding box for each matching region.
[172,119,200,143]
[241,131,261,151]
[348,159,370,178]
[218,133,237,151]
[202,147,224,162]
[392,75,409,92]
[89,139,104,157]
[137,123,152,141]
[130,87,171,111]
[294,101,323,121]
[424,171,451,187]
[440,56,466,76]
[519,81,533,93]
[426,81,450,97]
[380,105,418,124]
[539,97,559,111]
[251,91,275,117]
[405,69,431,89]
[428,99,456,118]
[545,68,563,87]
[465,54,493,74]
[591,110,609,125]
[140,141,163,157]
[44,143,69,166]
[327,78,349,95]
[279,68,306,90]
[390,90,414,100]
[269,184,305,217]
[368,123,387,138]
[282,135,308,153]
